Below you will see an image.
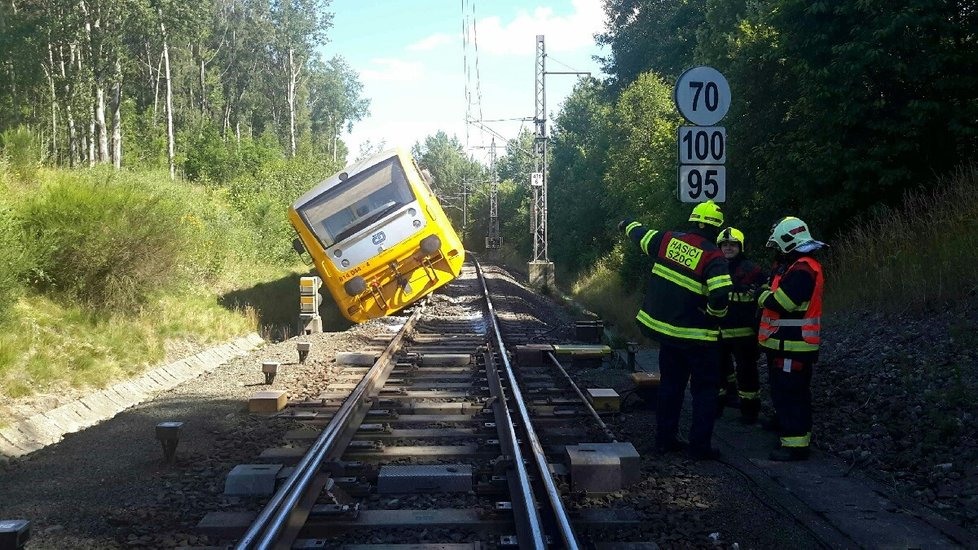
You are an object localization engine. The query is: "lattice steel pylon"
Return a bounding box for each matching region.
[486,138,501,250]
[532,34,548,263]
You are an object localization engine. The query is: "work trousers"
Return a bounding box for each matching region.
[721,338,760,418]
[767,355,813,447]
[656,343,722,453]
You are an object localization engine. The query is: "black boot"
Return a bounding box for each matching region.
[760,416,781,432]
[769,446,809,461]
[654,439,687,454]
[688,446,721,461]
[740,398,760,424]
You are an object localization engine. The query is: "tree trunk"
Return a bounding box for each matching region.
[158,5,175,179]
[111,57,122,169]
[95,85,109,163]
[199,44,206,118]
[45,45,58,163]
[287,47,297,158]
[88,104,96,167]
[60,43,78,167]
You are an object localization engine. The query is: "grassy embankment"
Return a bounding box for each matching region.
[569,166,978,338]
[0,158,344,424]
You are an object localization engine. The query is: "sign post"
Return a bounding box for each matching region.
[674,66,730,203]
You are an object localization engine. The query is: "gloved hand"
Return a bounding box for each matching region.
[617,220,628,232]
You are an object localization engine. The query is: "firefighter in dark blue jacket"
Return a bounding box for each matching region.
[619,200,732,460]
[715,227,767,423]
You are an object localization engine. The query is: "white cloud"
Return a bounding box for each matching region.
[407,33,454,51]
[472,0,605,56]
[360,58,425,82]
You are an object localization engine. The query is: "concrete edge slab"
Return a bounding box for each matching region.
[0,430,31,456]
[41,407,82,434]
[18,416,63,445]
[4,332,263,459]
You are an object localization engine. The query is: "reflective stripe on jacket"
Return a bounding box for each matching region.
[623,220,732,347]
[758,255,823,360]
[719,256,766,341]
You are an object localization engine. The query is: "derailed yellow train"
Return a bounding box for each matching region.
[288,149,465,323]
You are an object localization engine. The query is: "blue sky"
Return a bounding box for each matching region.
[325,0,608,164]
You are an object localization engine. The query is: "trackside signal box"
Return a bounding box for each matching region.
[299,276,323,334]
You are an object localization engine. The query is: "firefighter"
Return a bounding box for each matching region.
[758,216,826,461]
[715,227,767,423]
[618,200,732,460]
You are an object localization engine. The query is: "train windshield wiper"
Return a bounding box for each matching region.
[333,201,400,243]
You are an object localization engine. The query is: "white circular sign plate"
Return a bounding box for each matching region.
[674,66,731,126]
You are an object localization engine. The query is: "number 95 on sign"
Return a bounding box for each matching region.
[678,165,725,203]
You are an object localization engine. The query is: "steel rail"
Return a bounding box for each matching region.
[545,351,617,442]
[235,301,426,550]
[473,258,580,550]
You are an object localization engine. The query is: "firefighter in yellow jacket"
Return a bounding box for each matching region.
[619,201,732,460]
[758,217,826,461]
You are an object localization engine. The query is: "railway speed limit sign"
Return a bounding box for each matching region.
[674,66,730,126]
[679,165,726,203]
[678,126,725,164]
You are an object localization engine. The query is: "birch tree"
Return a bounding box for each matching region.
[270,0,330,157]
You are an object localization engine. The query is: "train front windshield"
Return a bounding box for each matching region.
[298,157,416,248]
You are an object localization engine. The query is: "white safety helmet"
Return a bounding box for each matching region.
[766,216,825,254]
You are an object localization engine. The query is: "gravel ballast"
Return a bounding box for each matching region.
[4,262,968,548]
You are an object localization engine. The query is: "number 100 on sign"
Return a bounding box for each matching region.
[679,165,725,203]
[678,126,725,164]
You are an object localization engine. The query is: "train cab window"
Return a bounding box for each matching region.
[297,157,416,247]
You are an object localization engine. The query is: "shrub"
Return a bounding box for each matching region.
[0,162,29,319]
[0,126,44,183]
[121,100,167,170]
[226,156,333,263]
[19,169,190,310]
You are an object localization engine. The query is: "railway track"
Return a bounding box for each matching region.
[214,260,647,550]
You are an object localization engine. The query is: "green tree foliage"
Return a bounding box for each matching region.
[597,0,707,90]
[548,78,616,274]
[593,0,978,244]
[412,131,485,233]
[0,0,368,176]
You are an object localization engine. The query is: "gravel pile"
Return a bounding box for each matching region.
[812,302,978,530]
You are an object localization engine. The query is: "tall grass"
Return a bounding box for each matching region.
[570,249,644,341]
[0,158,30,320]
[826,165,978,311]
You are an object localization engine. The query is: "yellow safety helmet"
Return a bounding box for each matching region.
[689,200,724,228]
[717,227,745,251]
[767,216,815,253]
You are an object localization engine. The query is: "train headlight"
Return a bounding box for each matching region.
[413,219,422,228]
[344,276,366,296]
[420,235,441,255]
[333,249,342,257]
[341,259,350,267]
[408,208,417,217]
